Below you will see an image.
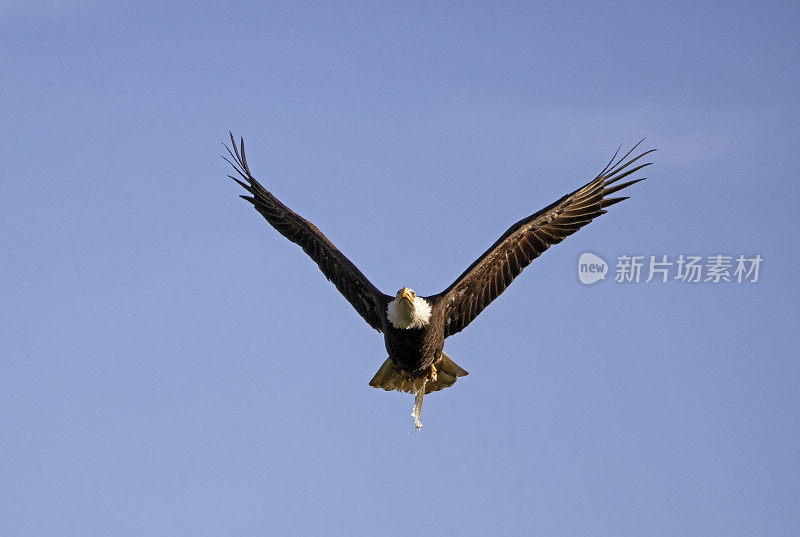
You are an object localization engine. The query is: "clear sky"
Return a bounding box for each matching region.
[2,1,799,535]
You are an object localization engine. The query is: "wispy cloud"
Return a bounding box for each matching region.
[0,0,95,17]
[437,103,780,168]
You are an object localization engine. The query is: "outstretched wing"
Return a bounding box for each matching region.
[431,141,654,338]
[224,134,391,332]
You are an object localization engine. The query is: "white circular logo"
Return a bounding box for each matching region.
[578,252,608,285]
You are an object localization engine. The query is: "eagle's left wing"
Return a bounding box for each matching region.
[430,142,654,338]
[224,134,391,332]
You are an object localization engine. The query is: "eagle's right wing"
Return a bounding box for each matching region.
[430,142,654,338]
[225,134,391,332]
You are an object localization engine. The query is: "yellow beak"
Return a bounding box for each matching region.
[401,286,413,301]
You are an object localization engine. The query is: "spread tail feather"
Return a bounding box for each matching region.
[368,352,468,395]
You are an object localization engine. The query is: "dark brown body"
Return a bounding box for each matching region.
[371,300,468,394]
[383,302,446,374]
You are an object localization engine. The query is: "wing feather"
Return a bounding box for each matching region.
[225,134,391,332]
[432,141,654,338]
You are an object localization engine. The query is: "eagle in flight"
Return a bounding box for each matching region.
[224,135,654,428]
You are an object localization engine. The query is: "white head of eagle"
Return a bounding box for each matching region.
[387,286,432,329]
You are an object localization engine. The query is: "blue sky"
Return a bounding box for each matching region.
[2,1,798,535]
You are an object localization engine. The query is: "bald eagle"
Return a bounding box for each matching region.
[224,135,653,428]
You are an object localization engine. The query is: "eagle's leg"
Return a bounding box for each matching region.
[430,364,438,382]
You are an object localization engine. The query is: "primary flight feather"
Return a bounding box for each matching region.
[224,135,654,428]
